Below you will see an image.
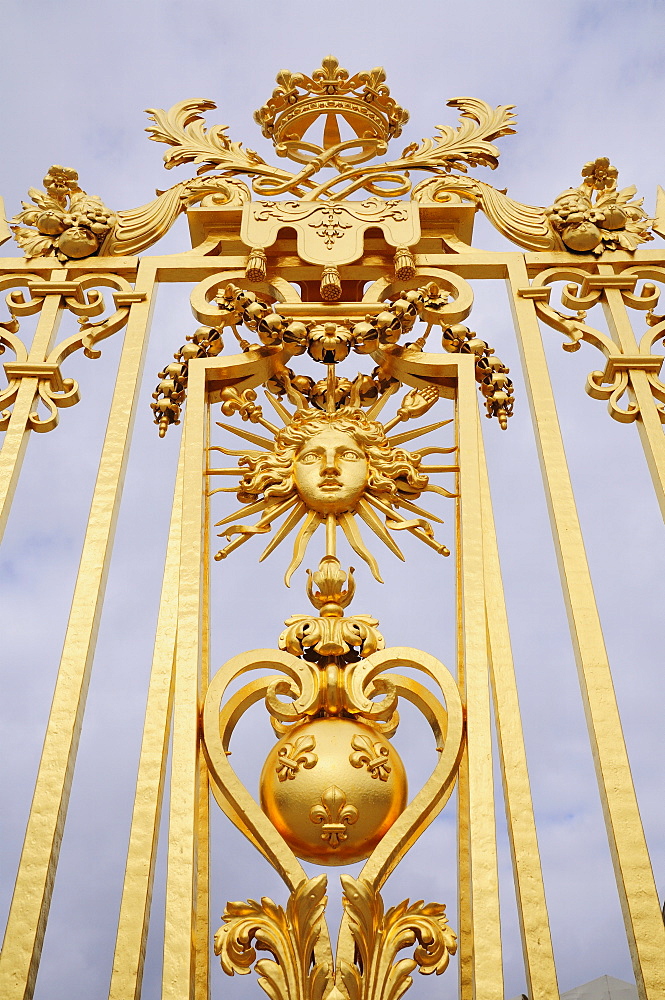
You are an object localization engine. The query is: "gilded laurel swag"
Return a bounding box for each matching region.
[214,876,457,1000]
[149,274,511,583]
[151,281,514,437]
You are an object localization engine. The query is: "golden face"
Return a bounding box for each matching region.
[293,428,368,515]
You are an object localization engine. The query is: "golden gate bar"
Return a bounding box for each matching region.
[1,56,664,1000]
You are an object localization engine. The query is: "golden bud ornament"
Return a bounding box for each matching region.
[394,246,416,281]
[320,266,342,301]
[245,247,267,283]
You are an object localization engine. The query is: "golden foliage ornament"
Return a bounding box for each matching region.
[214,875,457,1000]
[215,876,331,1000]
[338,876,458,1000]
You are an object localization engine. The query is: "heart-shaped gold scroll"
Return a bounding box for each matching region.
[202,643,464,974]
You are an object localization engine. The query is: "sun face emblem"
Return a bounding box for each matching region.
[210,385,456,584]
[293,425,368,515]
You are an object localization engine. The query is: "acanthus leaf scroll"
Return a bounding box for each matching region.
[214,876,457,1000]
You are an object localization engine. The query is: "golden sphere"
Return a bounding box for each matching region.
[57,226,99,259]
[260,717,407,866]
[561,221,602,252]
[36,211,66,236]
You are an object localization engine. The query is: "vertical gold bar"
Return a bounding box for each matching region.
[0,262,157,1000]
[624,366,665,517]
[108,439,184,1000]
[161,359,207,1000]
[194,757,210,1000]
[477,424,559,1000]
[0,380,41,537]
[0,271,67,541]
[507,257,665,1000]
[457,355,504,1000]
[194,403,211,1000]
[597,268,665,520]
[455,399,473,1000]
[456,751,473,1000]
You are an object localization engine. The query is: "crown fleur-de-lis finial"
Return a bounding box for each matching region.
[253,55,409,166]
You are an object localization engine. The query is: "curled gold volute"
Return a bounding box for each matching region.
[279,613,384,659]
[265,647,398,736]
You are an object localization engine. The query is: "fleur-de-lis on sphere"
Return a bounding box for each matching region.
[276,733,318,781]
[309,785,358,847]
[349,732,391,781]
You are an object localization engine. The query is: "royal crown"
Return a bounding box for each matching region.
[254,55,409,152]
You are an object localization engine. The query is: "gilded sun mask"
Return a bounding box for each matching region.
[214,404,453,584]
[293,428,369,515]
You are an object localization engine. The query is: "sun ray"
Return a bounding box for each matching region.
[209,445,266,458]
[283,382,311,410]
[207,485,244,495]
[214,498,297,561]
[338,512,383,583]
[365,381,400,421]
[394,497,445,524]
[357,499,405,561]
[256,418,280,436]
[425,483,458,498]
[387,418,453,447]
[214,498,271,528]
[215,421,275,450]
[382,388,442,433]
[326,513,337,557]
[210,399,457,579]
[260,502,308,561]
[420,464,459,474]
[411,445,457,457]
[366,496,450,556]
[348,379,363,407]
[214,529,266,561]
[381,413,405,433]
[285,511,321,587]
[264,391,294,426]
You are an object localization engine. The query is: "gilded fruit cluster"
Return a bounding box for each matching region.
[11,166,117,262]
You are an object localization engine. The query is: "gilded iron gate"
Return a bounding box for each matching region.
[0,57,663,1000]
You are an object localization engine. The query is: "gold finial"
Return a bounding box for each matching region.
[306,556,355,615]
